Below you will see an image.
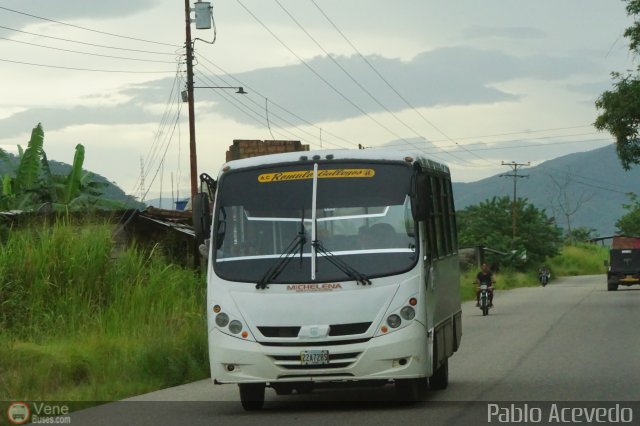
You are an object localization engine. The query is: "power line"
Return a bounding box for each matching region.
[429,124,595,143]
[537,165,630,195]
[234,0,453,165]
[0,36,177,63]
[0,57,175,73]
[310,0,492,165]
[274,0,470,165]
[196,68,332,148]
[196,55,353,149]
[382,134,612,152]
[0,25,176,55]
[142,66,186,184]
[0,5,180,48]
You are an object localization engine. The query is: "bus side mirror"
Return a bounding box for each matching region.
[604,259,609,267]
[193,192,211,244]
[411,173,429,221]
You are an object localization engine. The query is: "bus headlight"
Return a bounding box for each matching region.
[400,306,415,320]
[228,320,243,334]
[215,313,229,327]
[387,314,402,328]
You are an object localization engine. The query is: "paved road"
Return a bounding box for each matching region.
[70,275,640,425]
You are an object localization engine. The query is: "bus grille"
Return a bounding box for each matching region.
[258,326,300,338]
[258,338,370,347]
[257,322,372,339]
[329,322,371,336]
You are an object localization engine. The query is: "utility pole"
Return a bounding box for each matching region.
[500,161,530,249]
[139,156,145,202]
[184,0,198,202]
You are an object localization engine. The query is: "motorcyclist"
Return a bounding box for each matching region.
[538,265,551,285]
[475,263,495,307]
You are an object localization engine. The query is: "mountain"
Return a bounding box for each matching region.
[452,144,639,237]
[0,153,144,209]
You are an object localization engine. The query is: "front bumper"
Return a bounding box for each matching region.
[209,321,429,384]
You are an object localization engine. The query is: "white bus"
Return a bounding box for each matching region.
[197,149,462,410]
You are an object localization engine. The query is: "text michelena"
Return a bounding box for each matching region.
[286,283,343,292]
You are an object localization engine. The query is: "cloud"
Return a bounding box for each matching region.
[0,46,602,139]
[0,77,178,139]
[0,103,158,140]
[3,1,157,28]
[195,46,601,124]
[463,26,547,40]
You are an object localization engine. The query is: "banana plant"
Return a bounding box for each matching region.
[1,123,126,212]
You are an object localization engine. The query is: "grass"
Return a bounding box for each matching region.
[460,268,540,302]
[0,220,208,401]
[548,243,609,277]
[460,243,610,302]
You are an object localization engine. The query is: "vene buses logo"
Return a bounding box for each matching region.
[7,402,30,425]
[287,283,343,292]
[258,169,375,183]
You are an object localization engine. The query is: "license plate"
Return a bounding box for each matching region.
[300,350,329,365]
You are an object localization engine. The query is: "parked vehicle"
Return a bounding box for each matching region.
[605,236,640,291]
[194,149,463,410]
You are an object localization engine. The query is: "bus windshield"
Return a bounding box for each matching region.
[213,161,418,283]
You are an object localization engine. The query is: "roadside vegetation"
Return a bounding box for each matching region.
[460,243,609,302]
[0,220,208,401]
[0,217,610,402]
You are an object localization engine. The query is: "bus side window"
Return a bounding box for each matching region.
[445,179,458,253]
[439,177,452,255]
[426,175,439,258]
[431,176,446,258]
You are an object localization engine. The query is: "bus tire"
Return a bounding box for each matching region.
[429,358,449,390]
[239,383,265,411]
[607,281,618,291]
[272,383,294,395]
[395,378,424,402]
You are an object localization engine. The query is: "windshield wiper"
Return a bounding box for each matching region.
[312,240,372,286]
[256,212,307,290]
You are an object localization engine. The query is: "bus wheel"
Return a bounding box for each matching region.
[429,358,449,390]
[607,281,618,291]
[395,378,424,402]
[239,383,265,411]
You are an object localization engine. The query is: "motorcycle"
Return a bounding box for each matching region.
[479,284,490,316]
[538,268,550,287]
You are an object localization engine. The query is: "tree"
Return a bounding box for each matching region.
[565,226,598,243]
[615,193,640,235]
[545,167,594,242]
[457,196,563,267]
[595,0,640,169]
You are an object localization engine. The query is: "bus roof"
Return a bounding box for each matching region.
[221,148,450,176]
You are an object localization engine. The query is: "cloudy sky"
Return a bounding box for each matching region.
[0,0,634,200]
